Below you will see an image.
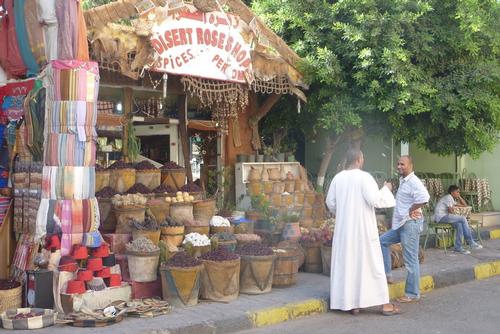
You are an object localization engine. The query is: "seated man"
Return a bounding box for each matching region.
[434,185,483,254]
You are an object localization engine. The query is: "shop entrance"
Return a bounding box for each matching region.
[138,135,171,165]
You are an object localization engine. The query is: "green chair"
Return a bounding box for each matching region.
[423,202,456,252]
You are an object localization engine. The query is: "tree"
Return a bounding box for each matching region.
[252,0,500,187]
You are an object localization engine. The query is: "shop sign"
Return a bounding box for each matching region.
[150,10,254,83]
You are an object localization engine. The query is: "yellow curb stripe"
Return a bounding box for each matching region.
[489,229,500,240]
[248,299,327,327]
[474,261,500,280]
[389,275,434,299]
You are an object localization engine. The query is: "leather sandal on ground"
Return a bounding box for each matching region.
[396,296,420,303]
[382,303,401,316]
[350,309,360,315]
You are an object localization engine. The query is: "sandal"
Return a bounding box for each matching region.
[381,303,401,316]
[397,296,420,303]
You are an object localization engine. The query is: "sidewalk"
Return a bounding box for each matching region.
[14,229,500,334]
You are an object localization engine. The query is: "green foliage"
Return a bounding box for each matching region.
[253,0,500,157]
[250,194,271,218]
[82,0,114,10]
[127,120,141,162]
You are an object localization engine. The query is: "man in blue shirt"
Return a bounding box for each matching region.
[380,156,430,303]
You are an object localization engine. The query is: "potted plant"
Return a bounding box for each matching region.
[248,194,271,227]
[263,145,273,162]
[256,150,264,163]
[281,212,301,242]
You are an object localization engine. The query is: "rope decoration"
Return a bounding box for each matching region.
[181,76,248,133]
[250,76,294,95]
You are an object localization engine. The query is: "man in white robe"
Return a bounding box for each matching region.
[326,149,400,315]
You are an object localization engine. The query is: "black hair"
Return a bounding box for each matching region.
[448,185,459,194]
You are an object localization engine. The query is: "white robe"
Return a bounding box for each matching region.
[326,169,395,310]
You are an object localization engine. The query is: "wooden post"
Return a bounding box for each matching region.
[178,95,193,183]
[122,87,133,162]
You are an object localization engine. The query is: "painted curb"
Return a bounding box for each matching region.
[474,260,500,280]
[388,275,434,299]
[248,298,327,327]
[489,229,500,240]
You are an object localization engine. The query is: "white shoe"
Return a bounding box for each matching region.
[471,243,483,250]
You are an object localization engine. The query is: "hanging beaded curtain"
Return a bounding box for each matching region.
[250,76,294,95]
[181,76,248,133]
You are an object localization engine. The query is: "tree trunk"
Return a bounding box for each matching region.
[316,134,343,189]
[272,127,288,153]
[249,93,281,151]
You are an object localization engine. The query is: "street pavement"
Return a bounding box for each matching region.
[10,234,500,334]
[237,275,500,334]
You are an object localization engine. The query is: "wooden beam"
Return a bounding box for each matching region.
[178,95,193,183]
[226,0,302,66]
[248,93,281,150]
[122,87,133,162]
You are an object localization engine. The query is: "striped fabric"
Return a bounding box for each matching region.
[35,60,101,256]
[46,101,97,141]
[0,197,10,226]
[41,166,95,200]
[44,133,96,166]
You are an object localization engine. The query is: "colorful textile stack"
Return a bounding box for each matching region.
[0,0,90,79]
[12,234,40,279]
[12,161,43,235]
[0,196,10,226]
[37,60,101,256]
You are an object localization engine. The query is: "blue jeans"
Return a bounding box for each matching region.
[380,219,423,299]
[439,214,473,251]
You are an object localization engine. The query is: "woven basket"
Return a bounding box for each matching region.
[0,284,22,313]
[200,258,240,302]
[185,226,210,236]
[109,168,136,194]
[161,168,186,191]
[114,205,146,233]
[210,225,234,235]
[136,169,161,190]
[95,171,110,192]
[170,202,194,224]
[147,201,170,224]
[160,226,185,247]
[193,199,216,226]
[239,254,275,294]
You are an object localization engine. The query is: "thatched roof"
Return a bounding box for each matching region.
[85,0,307,97]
